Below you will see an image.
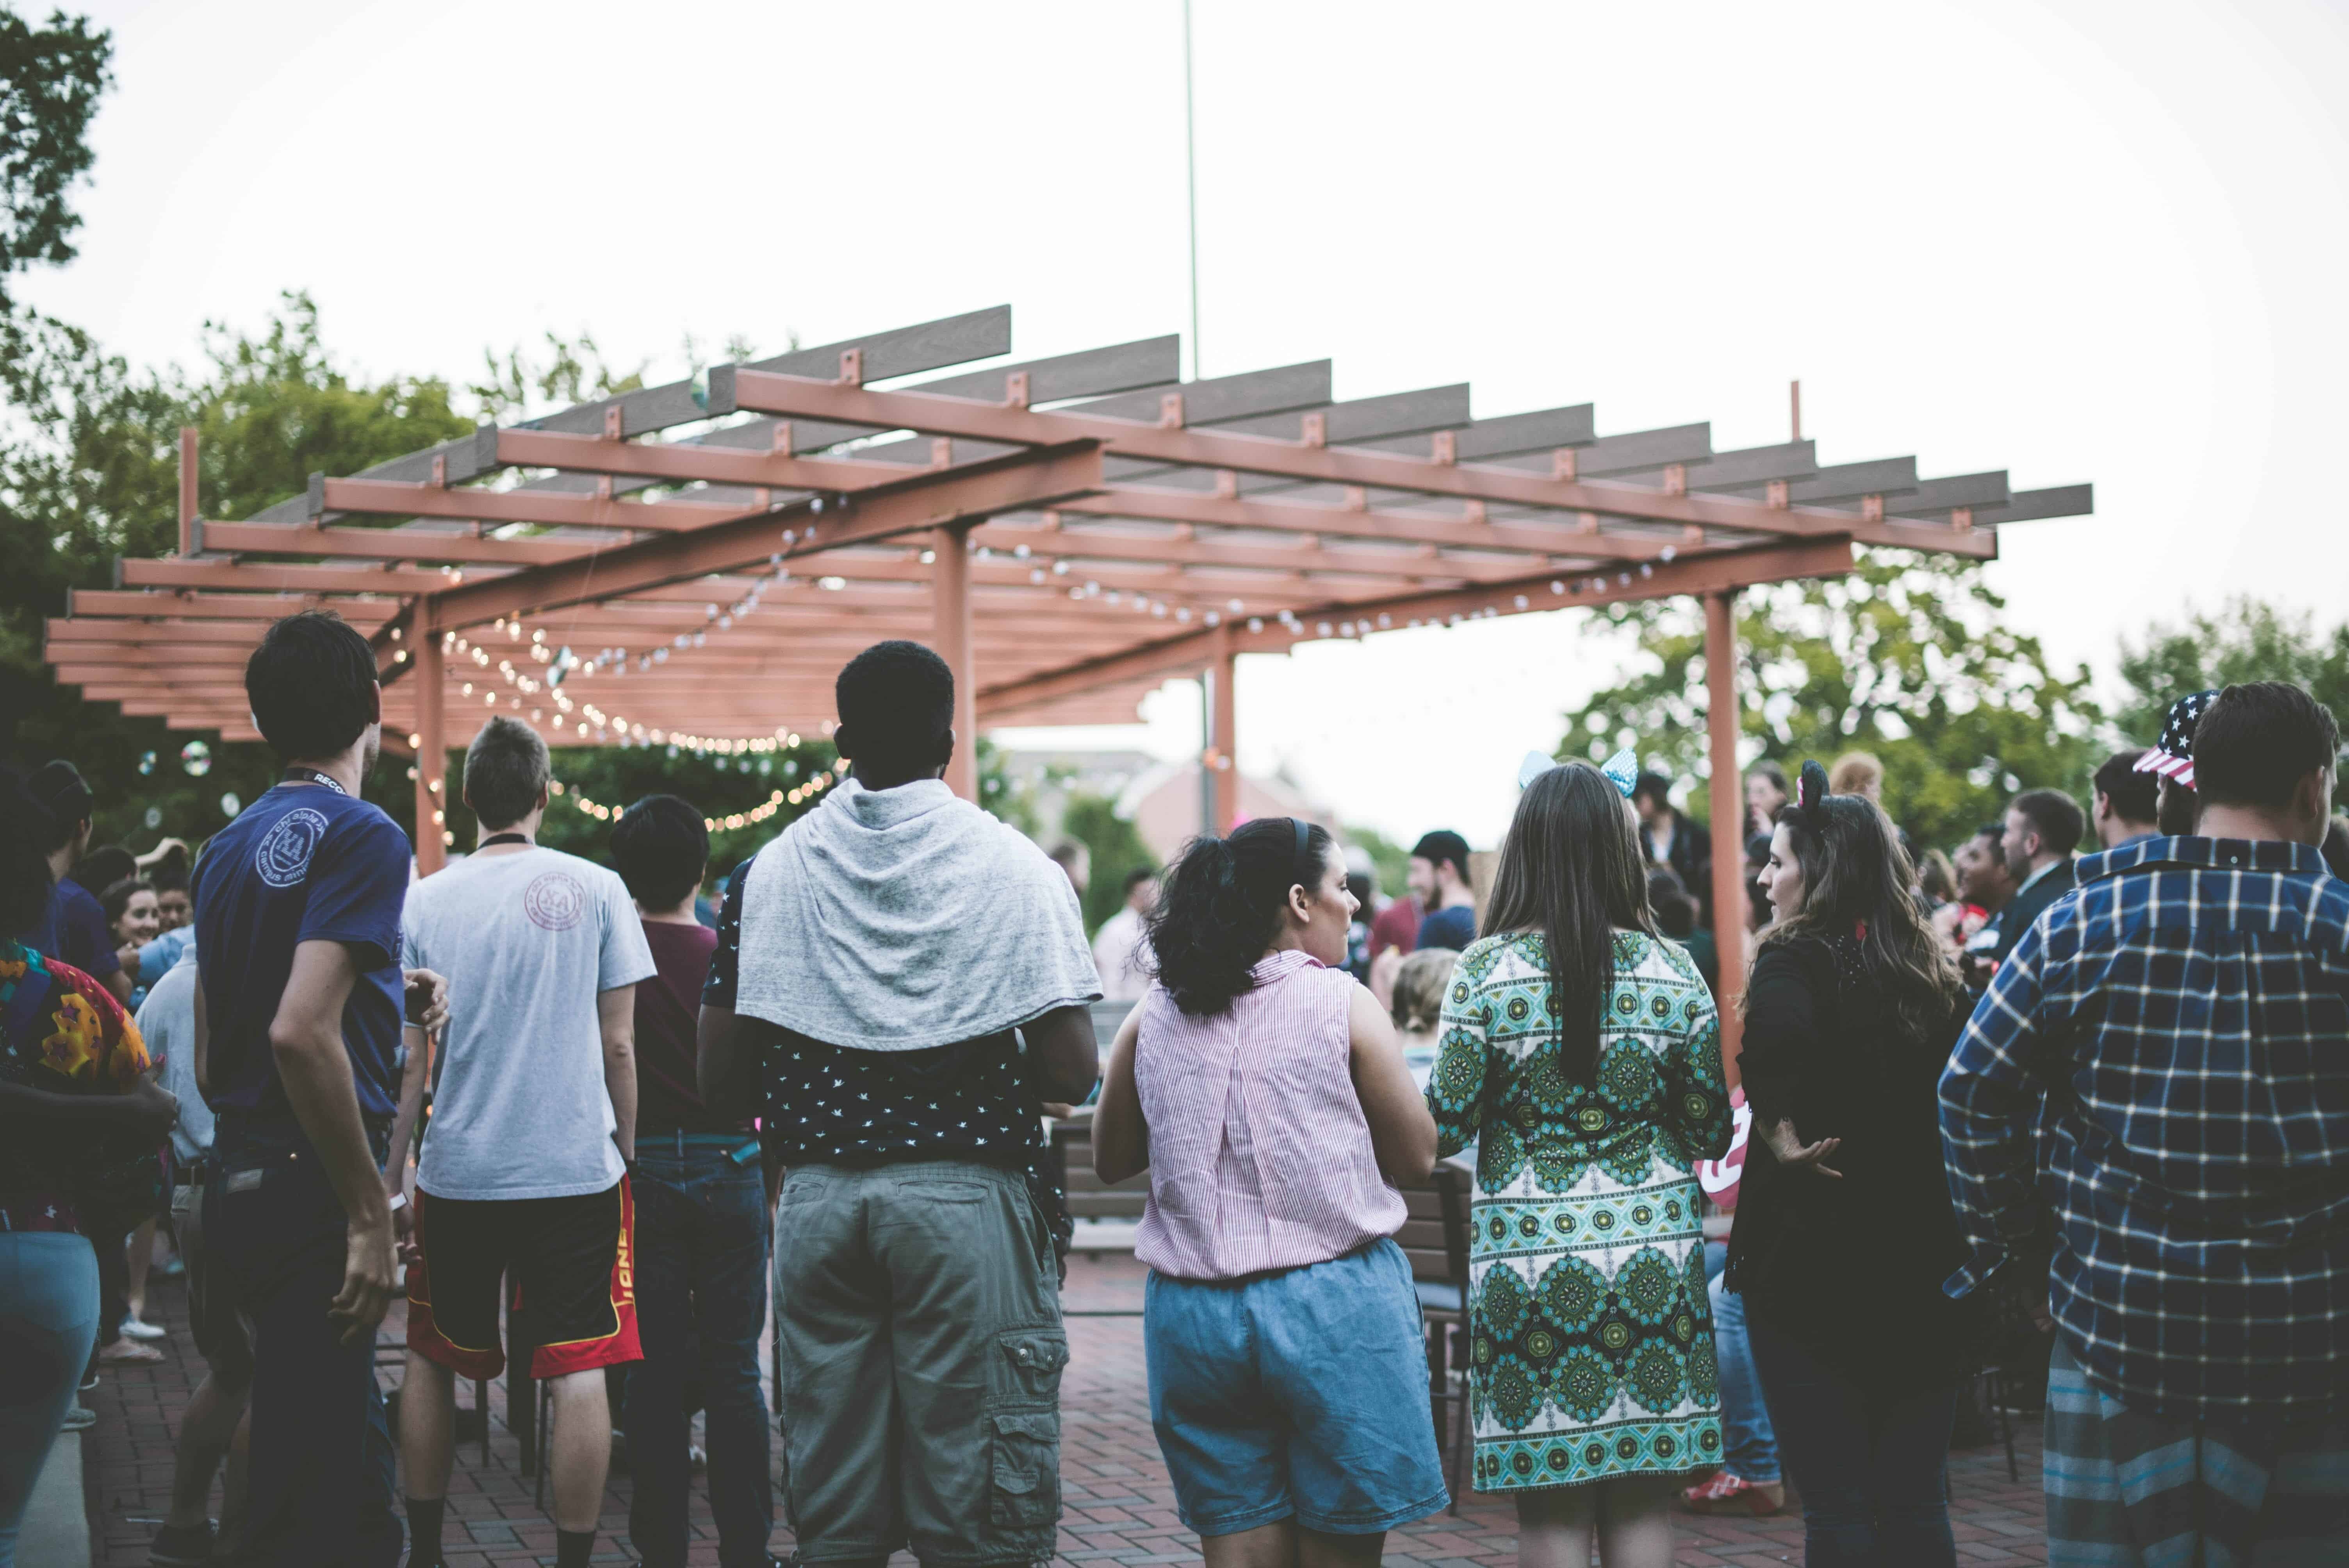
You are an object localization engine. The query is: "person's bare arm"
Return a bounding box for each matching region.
[269,939,395,1346]
[385,1024,432,1222]
[696,1004,752,1117]
[1089,1009,1147,1186]
[1347,983,1438,1183]
[192,972,209,1096]
[0,1076,178,1132]
[1023,1004,1100,1106]
[103,966,132,1005]
[599,985,638,1165]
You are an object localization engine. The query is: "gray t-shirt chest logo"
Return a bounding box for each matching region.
[523,869,589,931]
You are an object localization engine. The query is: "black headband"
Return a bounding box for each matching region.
[1293,817,1310,883]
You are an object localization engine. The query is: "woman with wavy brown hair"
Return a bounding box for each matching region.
[1725,762,1978,1568]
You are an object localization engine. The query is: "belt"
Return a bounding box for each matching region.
[639,1129,761,1162]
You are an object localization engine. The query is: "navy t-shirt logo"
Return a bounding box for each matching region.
[255,807,331,888]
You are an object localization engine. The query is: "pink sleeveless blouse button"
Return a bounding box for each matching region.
[1131,950,1407,1280]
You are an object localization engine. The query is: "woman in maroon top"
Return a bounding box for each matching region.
[607,796,776,1568]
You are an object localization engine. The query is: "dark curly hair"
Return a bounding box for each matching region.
[1757,761,1959,1046]
[1146,817,1336,1017]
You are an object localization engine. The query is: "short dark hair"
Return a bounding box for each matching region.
[75,845,136,896]
[2092,750,2158,825]
[1121,865,1156,895]
[1632,771,1674,809]
[147,842,189,894]
[246,610,380,760]
[836,641,954,779]
[610,794,709,909]
[0,770,57,938]
[2008,788,2085,858]
[1747,759,1789,793]
[25,760,93,853]
[1411,830,1470,879]
[2192,682,2342,810]
[462,716,550,831]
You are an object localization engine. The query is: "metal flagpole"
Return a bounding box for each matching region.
[1183,0,1202,380]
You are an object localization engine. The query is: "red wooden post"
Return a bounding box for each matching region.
[177,427,198,556]
[412,606,447,876]
[1704,589,1746,1090]
[934,524,977,800]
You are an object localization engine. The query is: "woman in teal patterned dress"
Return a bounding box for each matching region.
[1427,759,1732,1566]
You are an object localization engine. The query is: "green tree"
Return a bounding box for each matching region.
[1561,549,2102,856]
[1060,791,1157,935]
[1,295,472,851]
[2115,598,2349,808]
[0,5,111,308]
[1344,822,1411,899]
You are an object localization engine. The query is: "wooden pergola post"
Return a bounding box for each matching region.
[177,427,198,558]
[1703,589,1745,1089]
[1207,624,1237,833]
[934,523,977,800]
[413,602,447,876]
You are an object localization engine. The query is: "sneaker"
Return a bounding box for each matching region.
[121,1314,168,1341]
[150,1518,216,1565]
[98,1336,165,1364]
[60,1401,96,1432]
[1682,1469,1785,1516]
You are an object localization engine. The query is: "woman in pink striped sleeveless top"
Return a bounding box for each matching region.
[1092,817,1447,1565]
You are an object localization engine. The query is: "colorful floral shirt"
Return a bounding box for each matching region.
[0,942,154,1234]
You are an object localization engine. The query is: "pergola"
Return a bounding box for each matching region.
[46,305,2089,1059]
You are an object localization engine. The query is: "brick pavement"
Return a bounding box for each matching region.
[82,1251,2045,1566]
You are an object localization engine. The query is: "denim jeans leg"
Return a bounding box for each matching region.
[1709,1270,1780,1483]
[624,1160,696,1568]
[1866,1377,1959,1566]
[695,1158,773,1567]
[1747,1316,1879,1568]
[212,1147,403,1568]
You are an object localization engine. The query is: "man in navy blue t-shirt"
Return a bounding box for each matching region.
[19,758,129,1001]
[191,611,414,1568]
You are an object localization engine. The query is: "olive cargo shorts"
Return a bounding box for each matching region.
[773,1160,1068,1565]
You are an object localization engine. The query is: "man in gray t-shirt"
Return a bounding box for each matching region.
[387,718,654,1568]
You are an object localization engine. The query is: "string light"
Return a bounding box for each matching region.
[558,757,849,832]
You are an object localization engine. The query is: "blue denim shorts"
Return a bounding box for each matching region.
[1144,1237,1449,1537]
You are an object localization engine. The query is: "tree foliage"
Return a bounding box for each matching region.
[1559,549,2103,856]
[2114,598,2349,808]
[1059,791,1158,935]
[0,5,110,306]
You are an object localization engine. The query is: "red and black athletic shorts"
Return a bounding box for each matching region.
[405,1177,641,1379]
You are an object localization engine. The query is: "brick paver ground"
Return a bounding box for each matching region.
[83,1251,2045,1565]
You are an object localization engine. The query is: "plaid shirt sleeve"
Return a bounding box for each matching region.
[1938,915,2064,1299]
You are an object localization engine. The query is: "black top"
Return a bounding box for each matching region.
[703,861,1066,1244]
[1989,858,2077,968]
[1641,810,1713,919]
[1725,932,1981,1386]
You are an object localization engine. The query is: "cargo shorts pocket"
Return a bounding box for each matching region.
[987,1410,1062,1528]
[994,1328,1068,1402]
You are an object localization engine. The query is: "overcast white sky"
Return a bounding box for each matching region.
[27,0,2349,846]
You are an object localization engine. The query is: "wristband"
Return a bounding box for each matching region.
[385,1191,408,1214]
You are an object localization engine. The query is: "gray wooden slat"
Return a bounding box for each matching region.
[1081,360,1334,428]
[1975,483,2093,525]
[546,306,1013,438]
[1888,471,2009,516]
[902,335,1178,405]
[1789,457,1918,504]
[1348,404,1597,461]
[1214,383,1472,445]
[1682,440,1818,492]
[1488,422,1714,478]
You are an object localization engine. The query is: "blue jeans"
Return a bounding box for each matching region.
[1706,1240,1779,1484]
[1747,1315,1957,1568]
[0,1231,99,1568]
[209,1124,402,1568]
[621,1134,773,1568]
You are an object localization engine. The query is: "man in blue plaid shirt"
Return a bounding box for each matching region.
[1940,681,2349,1565]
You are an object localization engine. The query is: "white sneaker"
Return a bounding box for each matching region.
[61,1402,96,1431]
[120,1315,167,1342]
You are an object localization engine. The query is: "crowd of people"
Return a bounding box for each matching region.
[1,606,2345,1568]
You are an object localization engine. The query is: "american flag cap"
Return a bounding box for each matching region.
[2132,688,2219,790]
